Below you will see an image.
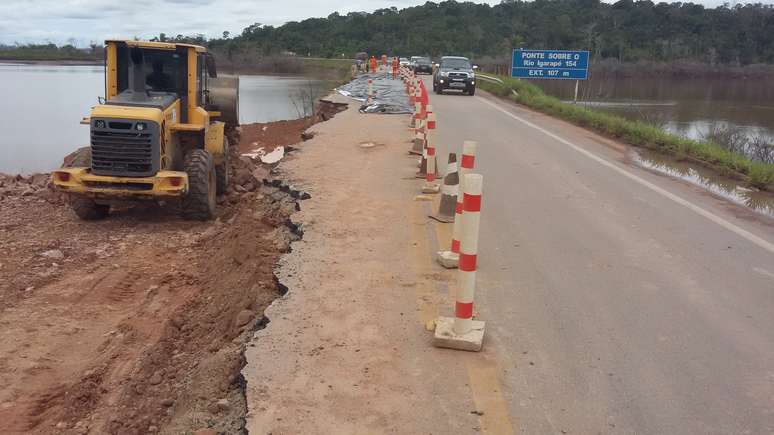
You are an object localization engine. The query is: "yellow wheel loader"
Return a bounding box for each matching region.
[52,40,239,220]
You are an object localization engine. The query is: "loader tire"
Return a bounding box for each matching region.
[71,197,110,220]
[181,149,216,220]
[215,137,229,195]
[65,147,110,220]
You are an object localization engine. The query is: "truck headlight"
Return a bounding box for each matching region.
[136,122,147,131]
[94,120,105,129]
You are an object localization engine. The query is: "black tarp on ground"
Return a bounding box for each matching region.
[336,73,413,114]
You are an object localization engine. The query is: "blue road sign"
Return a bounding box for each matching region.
[512,49,589,80]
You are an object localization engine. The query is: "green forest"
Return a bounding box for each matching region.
[208,0,774,66]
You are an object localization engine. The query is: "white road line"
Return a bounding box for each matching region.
[476,96,774,255]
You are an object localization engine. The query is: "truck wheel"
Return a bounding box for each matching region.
[64,147,110,220]
[215,137,229,195]
[468,87,476,96]
[181,149,216,220]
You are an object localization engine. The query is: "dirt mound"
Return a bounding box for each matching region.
[0,172,66,205]
[0,108,346,434]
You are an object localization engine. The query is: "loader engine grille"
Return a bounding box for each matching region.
[90,118,160,177]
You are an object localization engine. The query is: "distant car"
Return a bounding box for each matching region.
[412,57,433,74]
[399,57,410,66]
[433,56,477,95]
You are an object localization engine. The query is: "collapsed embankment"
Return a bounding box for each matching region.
[0,100,346,434]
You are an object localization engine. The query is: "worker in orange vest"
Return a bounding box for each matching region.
[370,56,377,74]
[391,56,399,79]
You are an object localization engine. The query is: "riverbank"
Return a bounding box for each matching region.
[478,75,774,191]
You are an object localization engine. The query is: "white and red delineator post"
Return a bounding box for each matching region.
[421,112,440,193]
[436,140,477,268]
[433,173,485,352]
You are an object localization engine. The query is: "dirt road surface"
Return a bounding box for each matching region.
[243,93,512,434]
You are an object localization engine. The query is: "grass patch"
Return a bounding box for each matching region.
[478,74,774,190]
[301,58,354,85]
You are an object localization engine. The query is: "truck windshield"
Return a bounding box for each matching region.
[441,59,471,69]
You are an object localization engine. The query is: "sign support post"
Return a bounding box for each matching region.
[574,79,579,104]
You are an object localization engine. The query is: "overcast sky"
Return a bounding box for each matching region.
[0,0,763,46]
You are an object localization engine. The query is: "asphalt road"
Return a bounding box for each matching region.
[427,78,774,434]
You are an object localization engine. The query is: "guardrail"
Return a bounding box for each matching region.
[476,73,518,97]
[476,74,504,84]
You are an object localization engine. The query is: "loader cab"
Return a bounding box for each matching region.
[105,40,216,125]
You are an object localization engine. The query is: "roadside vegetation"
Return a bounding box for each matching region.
[478,75,774,190]
[0,43,102,62]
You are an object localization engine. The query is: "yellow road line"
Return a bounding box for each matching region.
[467,360,516,435]
[412,194,516,434]
[410,199,440,326]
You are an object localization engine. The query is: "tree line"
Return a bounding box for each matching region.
[0,43,103,61]
[207,0,774,66]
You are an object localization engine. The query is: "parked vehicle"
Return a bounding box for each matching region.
[399,57,410,67]
[412,57,433,74]
[433,56,477,95]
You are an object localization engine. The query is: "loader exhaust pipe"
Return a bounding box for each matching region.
[129,47,146,101]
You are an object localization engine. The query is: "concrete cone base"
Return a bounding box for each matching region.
[429,213,455,223]
[432,317,485,352]
[436,250,459,268]
[421,183,440,194]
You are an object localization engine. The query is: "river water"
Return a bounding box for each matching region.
[535,76,774,216]
[0,63,327,174]
[535,77,774,147]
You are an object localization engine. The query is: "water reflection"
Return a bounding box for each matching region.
[536,77,774,146]
[633,150,774,219]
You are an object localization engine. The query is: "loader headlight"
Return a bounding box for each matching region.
[136,122,147,131]
[94,120,105,129]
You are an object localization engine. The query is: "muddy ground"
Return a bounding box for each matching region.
[0,101,345,434]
